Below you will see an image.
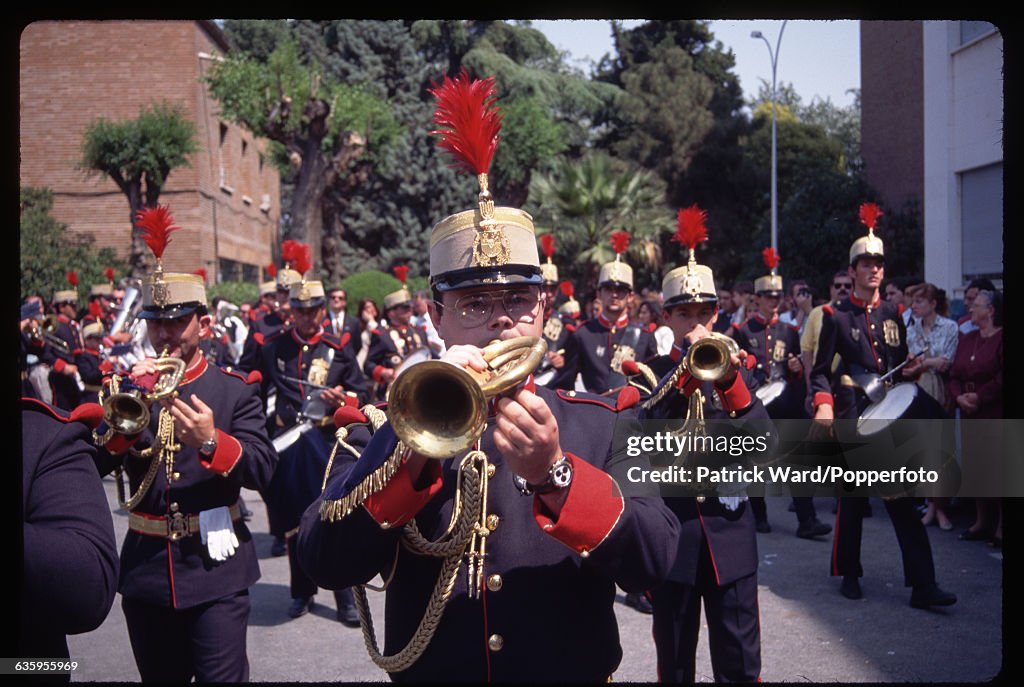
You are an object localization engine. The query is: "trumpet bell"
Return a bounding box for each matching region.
[387,361,488,459]
[103,390,151,435]
[685,333,739,382]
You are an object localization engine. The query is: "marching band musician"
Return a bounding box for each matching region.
[632,205,765,683]
[75,321,113,405]
[258,273,368,624]
[236,247,304,376]
[535,236,576,390]
[362,266,432,401]
[85,205,277,682]
[810,203,956,609]
[296,71,678,682]
[561,231,659,396]
[730,248,832,540]
[42,272,85,410]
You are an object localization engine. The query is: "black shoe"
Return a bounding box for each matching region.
[287,596,314,618]
[756,520,772,534]
[910,584,957,609]
[625,592,653,614]
[337,603,360,627]
[840,576,863,600]
[271,537,287,557]
[796,518,833,539]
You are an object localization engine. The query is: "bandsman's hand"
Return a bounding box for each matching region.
[131,359,159,380]
[493,387,561,486]
[62,363,79,377]
[378,368,397,385]
[164,393,216,449]
[902,353,924,378]
[546,350,565,370]
[787,353,802,374]
[440,344,489,376]
[319,385,349,408]
[810,403,834,441]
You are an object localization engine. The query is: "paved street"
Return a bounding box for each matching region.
[68,480,1005,682]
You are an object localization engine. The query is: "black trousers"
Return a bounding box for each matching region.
[122,590,250,683]
[650,545,761,683]
[832,496,936,587]
[749,496,818,523]
[286,533,353,609]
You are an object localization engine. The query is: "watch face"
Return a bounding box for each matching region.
[551,459,573,488]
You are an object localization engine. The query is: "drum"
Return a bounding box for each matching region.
[856,382,941,437]
[394,347,434,379]
[755,379,786,409]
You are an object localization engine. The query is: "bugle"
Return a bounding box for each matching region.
[684,332,740,382]
[100,351,186,434]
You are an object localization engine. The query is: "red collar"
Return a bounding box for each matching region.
[291,327,324,345]
[597,312,629,330]
[753,312,779,326]
[850,292,881,309]
[181,354,208,386]
[669,344,684,363]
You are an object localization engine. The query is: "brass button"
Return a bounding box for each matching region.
[486,574,503,592]
[170,502,179,512]
[488,634,504,652]
[486,514,500,531]
[696,495,706,503]
[568,390,576,397]
[870,324,876,330]
[303,345,309,352]
[486,464,496,478]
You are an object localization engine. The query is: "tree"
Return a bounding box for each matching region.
[527,152,674,292]
[205,32,401,278]
[21,187,127,305]
[78,101,198,277]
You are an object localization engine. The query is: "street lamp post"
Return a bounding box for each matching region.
[751,21,787,253]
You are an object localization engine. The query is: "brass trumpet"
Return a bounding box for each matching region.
[101,351,186,435]
[387,336,548,459]
[28,314,69,351]
[684,332,740,382]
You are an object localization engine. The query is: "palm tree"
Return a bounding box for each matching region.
[527,152,674,291]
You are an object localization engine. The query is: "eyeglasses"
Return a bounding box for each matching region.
[440,289,541,328]
[832,282,852,291]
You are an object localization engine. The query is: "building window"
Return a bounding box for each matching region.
[218,258,260,285]
[959,21,995,46]
[960,162,1003,281]
[219,122,228,147]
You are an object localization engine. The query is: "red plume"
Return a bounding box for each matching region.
[67,271,79,287]
[762,247,780,271]
[610,231,630,256]
[393,265,409,285]
[674,205,709,251]
[194,267,208,282]
[280,240,300,267]
[429,69,502,176]
[859,202,883,231]
[266,263,277,278]
[540,234,555,259]
[292,243,312,277]
[559,280,574,298]
[104,267,114,283]
[88,299,103,317]
[134,205,180,260]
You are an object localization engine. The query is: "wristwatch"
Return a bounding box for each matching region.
[513,455,573,496]
[200,436,218,456]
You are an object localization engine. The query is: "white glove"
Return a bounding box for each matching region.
[199,506,239,561]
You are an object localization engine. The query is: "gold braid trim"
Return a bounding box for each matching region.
[641,360,688,410]
[354,450,487,674]
[115,407,177,511]
[319,404,405,522]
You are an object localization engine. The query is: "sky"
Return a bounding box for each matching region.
[532,19,860,109]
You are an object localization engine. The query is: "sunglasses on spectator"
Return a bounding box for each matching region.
[832,282,852,290]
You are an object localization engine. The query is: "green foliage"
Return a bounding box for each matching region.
[79,100,198,191]
[207,281,260,308]
[338,270,403,316]
[20,187,129,304]
[492,95,567,194]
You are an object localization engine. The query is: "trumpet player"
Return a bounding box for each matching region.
[85,205,277,683]
[296,71,678,682]
[634,206,767,683]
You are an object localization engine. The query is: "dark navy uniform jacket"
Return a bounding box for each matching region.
[74,347,111,405]
[810,294,908,420]
[236,310,288,374]
[41,315,84,410]
[363,322,430,386]
[564,314,659,394]
[260,326,368,430]
[92,356,277,609]
[639,351,769,587]
[20,399,119,661]
[729,314,807,418]
[536,308,578,390]
[297,381,680,682]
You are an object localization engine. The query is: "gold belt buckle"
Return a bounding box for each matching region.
[168,512,188,541]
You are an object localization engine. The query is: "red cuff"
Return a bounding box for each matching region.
[363,458,443,528]
[104,430,141,456]
[198,429,243,476]
[813,391,834,409]
[372,365,387,384]
[53,358,67,373]
[715,372,752,413]
[532,454,624,556]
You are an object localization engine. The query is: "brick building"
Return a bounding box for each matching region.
[20,19,280,286]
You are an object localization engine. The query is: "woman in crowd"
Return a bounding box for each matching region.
[948,289,1004,547]
[636,299,673,355]
[356,297,381,371]
[904,282,959,530]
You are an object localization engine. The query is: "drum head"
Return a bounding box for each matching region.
[857,383,919,436]
[755,380,786,405]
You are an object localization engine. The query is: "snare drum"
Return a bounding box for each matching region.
[755,379,786,409]
[856,382,941,437]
